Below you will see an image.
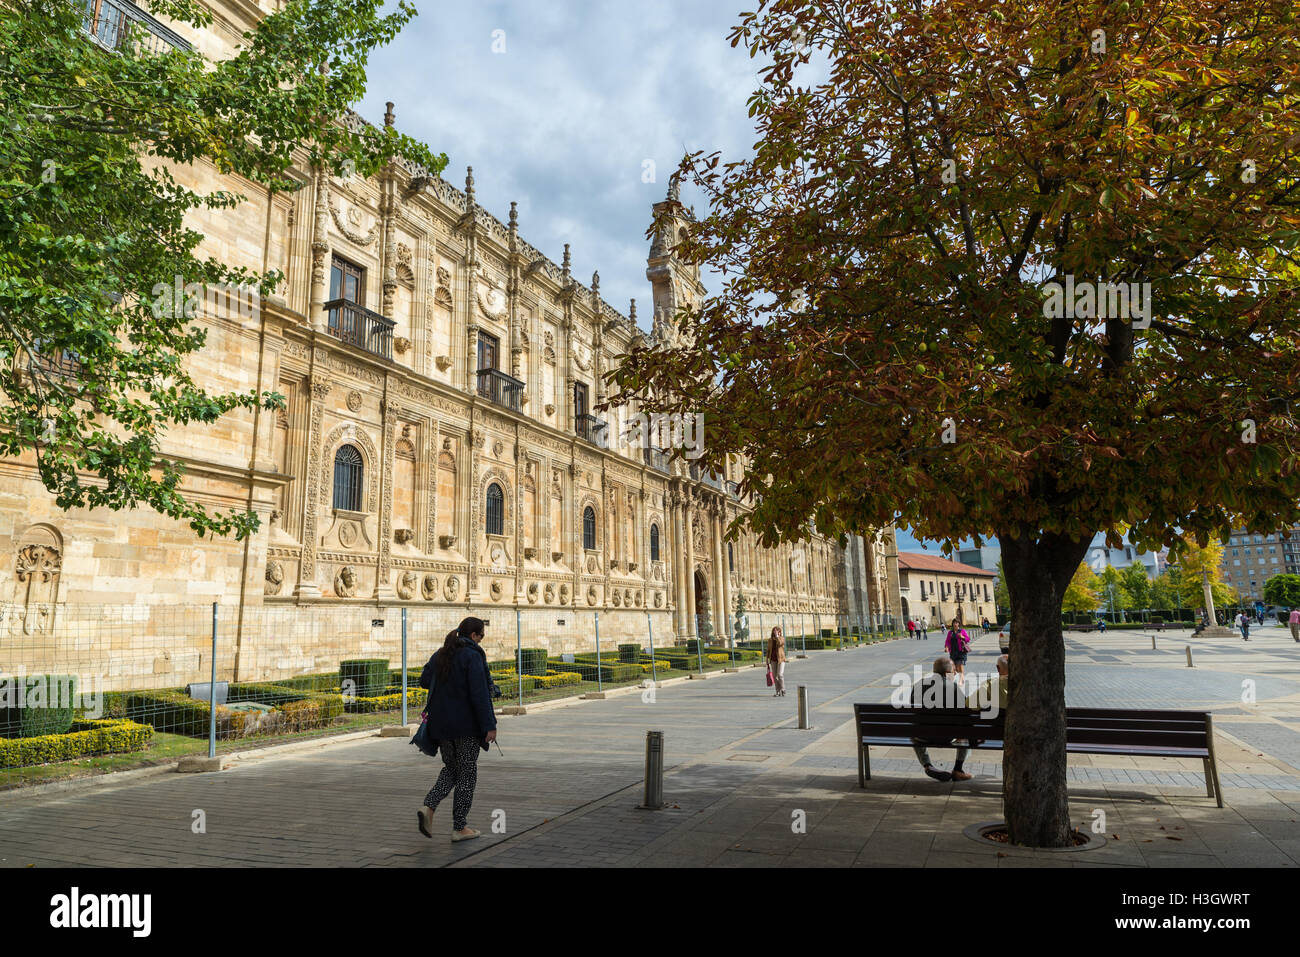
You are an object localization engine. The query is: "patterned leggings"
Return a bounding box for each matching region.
[423,736,481,831]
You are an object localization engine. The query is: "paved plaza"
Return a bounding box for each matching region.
[3,627,1300,868]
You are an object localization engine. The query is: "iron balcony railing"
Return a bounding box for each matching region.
[476,367,525,412]
[324,298,395,360]
[81,0,190,55]
[575,413,606,444]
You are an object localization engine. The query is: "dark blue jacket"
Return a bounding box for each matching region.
[421,638,497,743]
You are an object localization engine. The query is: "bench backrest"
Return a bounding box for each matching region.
[854,703,1211,749]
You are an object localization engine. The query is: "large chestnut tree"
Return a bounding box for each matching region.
[610,0,1300,846]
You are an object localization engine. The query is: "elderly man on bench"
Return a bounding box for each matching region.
[910,655,972,783]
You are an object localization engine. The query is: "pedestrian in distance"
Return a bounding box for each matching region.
[416,616,497,843]
[944,619,972,678]
[1290,607,1300,643]
[767,625,787,697]
[1236,611,1250,642]
[907,617,917,640]
[919,617,928,640]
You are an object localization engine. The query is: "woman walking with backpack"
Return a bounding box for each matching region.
[766,625,787,697]
[416,616,497,842]
[945,619,972,679]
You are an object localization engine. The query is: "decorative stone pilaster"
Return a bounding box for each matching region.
[374,389,398,598]
[308,167,329,331]
[295,377,332,597]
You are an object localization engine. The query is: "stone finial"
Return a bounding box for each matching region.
[384,101,395,127]
[465,166,475,206]
[509,201,518,232]
[592,271,600,297]
[668,171,680,202]
[562,243,571,278]
[629,299,637,324]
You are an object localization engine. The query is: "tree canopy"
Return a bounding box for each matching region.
[0,0,445,538]
[610,0,1300,847]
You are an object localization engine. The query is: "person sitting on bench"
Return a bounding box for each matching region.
[910,655,971,783]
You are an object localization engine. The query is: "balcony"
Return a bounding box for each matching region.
[476,368,524,412]
[575,413,606,444]
[81,0,190,55]
[324,299,395,360]
[642,448,670,473]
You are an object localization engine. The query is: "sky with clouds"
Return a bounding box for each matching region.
[357,0,764,322]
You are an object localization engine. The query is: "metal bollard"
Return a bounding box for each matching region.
[1151,634,1157,651]
[1186,645,1194,668]
[639,730,665,809]
[797,685,810,729]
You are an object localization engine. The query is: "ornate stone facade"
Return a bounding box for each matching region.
[0,0,898,660]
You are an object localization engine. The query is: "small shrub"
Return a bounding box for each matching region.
[340,659,390,698]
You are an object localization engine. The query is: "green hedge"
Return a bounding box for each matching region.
[125,686,342,739]
[547,659,643,683]
[617,643,640,663]
[340,659,389,698]
[272,673,340,693]
[0,674,78,738]
[0,718,153,769]
[345,688,427,714]
[519,648,549,676]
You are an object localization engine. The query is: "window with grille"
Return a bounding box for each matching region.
[650,524,660,561]
[333,445,364,511]
[485,483,504,536]
[583,507,596,550]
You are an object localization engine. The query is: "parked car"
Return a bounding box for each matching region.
[998,621,1011,655]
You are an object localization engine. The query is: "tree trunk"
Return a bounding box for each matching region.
[999,529,1091,847]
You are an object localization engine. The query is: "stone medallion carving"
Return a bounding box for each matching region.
[559,583,570,605]
[490,543,506,567]
[493,440,504,457]
[587,585,598,606]
[265,560,284,596]
[634,590,643,608]
[653,591,663,608]
[334,565,357,598]
[611,590,621,607]
[476,268,508,319]
[397,571,418,600]
[346,390,362,412]
[444,575,460,601]
[586,556,597,574]
[422,574,438,600]
[395,529,414,545]
[327,192,379,246]
[339,521,359,549]
[490,580,503,602]
[528,583,539,604]
[624,589,633,606]
[544,583,555,604]
[653,565,664,582]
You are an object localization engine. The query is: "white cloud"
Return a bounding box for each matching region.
[359,0,760,322]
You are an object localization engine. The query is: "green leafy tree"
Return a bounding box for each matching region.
[0,0,445,537]
[1263,573,1300,609]
[1150,566,1184,614]
[1120,561,1153,612]
[1175,538,1234,612]
[1096,565,1133,614]
[994,559,1010,616]
[1062,563,1101,615]
[611,0,1300,845]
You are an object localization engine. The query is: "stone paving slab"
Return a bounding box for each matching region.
[3,629,1300,868]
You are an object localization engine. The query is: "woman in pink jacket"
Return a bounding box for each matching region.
[944,619,972,678]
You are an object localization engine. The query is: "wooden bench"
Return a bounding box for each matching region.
[853,703,1223,806]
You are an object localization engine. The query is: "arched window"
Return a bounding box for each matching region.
[650,524,660,562]
[485,483,504,536]
[333,445,363,511]
[583,506,596,550]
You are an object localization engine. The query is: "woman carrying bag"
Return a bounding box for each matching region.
[944,619,972,678]
[415,616,497,842]
[766,625,787,697]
